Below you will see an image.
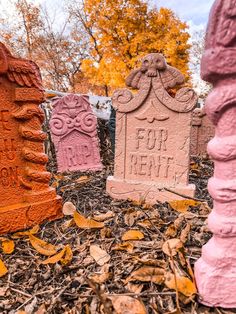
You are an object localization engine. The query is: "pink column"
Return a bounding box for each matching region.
[194,0,236,308]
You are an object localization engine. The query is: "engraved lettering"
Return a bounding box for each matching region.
[136,128,145,149]
[0,110,11,131]
[0,166,19,187]
[0,138,16,161]
[129,153,173,178]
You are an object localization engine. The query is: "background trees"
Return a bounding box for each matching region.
[0,0,191,96]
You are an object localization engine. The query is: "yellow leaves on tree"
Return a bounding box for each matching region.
[74,0,190,94]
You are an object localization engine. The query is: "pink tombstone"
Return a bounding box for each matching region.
[106,53,197,204]
[194,0,236,307]
[190,107,215,156]
[50,94,102,172]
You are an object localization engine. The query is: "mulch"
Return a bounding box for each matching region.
[0,127,235,314]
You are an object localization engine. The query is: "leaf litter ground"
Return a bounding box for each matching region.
[0,155,236,314]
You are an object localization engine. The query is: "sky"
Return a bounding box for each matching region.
[1,0,215,29]
[152,0,215,31]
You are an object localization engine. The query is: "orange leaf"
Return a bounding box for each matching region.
[168,200,201,213]
[0,238,15,254]
[74,211,104,229]
[122,230,144,241]
[29,235,57,256]
[165,272,197,297]
[0,258,8,277]
[41,245,73,265]
[112,242,134,253]
[125,266,165,284]
[12,225,40,238]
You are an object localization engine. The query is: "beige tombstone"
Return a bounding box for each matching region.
[190,107,215,156]
[106,53,197,204]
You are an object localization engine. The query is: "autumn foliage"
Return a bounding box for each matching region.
[0,0,190,95]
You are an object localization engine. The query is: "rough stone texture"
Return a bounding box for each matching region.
[50,94,102,172]
[0,42,62,234]
[106,53,197,204]
[194,0,236,308]
[190,107,215,156]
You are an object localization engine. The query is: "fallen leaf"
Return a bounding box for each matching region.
[165,272,197,297]
[0,258,8,277]
[90,245,110,266]
[62,201,76,216]
[162,239,183,257]
[89,264,111,284]
[74,211,104,229]
[137,220,152,228]
[93,210,115,222]
[168,199,201,213]
[75,175,90,184]
[112,242,134,253]
[109,296,147,314]
[125,282,144,294]
[180,223,191,244]
[29,235,57,256]
[122,230,144,241]
[12,225,40,238]
[41,244,73,265]
[125,266,165,284]
[0,237,15,254]
[100,227,112,239]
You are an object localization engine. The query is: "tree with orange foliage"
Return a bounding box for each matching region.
[69,0,190,96]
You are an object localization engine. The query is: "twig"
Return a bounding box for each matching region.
[162,187,204,202]
[10,287,32,298]
[167,242,180,310]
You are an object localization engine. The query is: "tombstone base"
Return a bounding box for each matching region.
[195,238,236,308]
[0,194,62,235]
[106,176,195,204]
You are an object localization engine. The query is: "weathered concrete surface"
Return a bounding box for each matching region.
[106,53,197,204]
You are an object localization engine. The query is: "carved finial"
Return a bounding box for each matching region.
[0,42,43,90]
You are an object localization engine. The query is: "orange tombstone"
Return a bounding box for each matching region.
[0,42,62,234]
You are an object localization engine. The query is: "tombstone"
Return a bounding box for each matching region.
[106,53,197,204]
[50,94,102,172]
[194,0,236,308]
[0,42,62,234]
[190,107,215,156]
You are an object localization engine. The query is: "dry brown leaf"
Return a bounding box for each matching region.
[136,220,152,228]
[41,244,72,265]
[89,245,110,266]
[125,266,165,284]
[112,242,134,253]
[0,237,15,254]
[180,223,191,244]
[0,258,8,277]
[109,296,147,314]
[122,230,144,241]
[100,227,112,239]
[74,211,104,229]
[12,225,40,238]
[125,282,144,294]
[134,257,166,268]
[165,272,197,297]
[199,201,212,215]
[29,234,57,256]
[162,239,183,257]
[89,264,111,284]
[165,224,177,237]
[93,210,115,222]
[168,199,201,213]
[62,201,76,216]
